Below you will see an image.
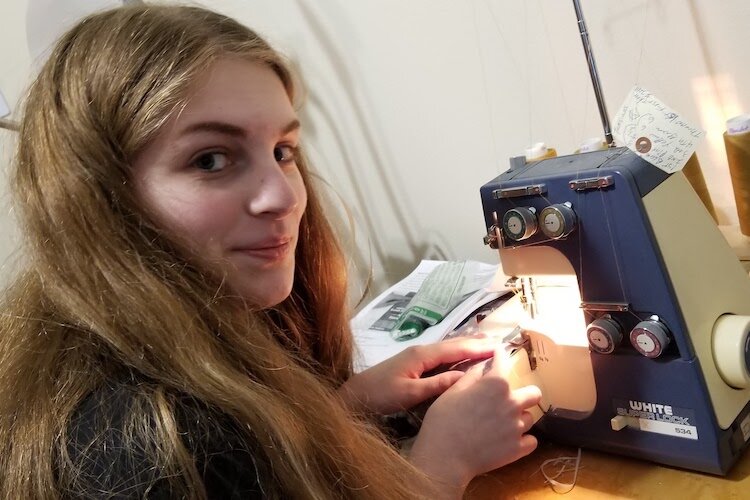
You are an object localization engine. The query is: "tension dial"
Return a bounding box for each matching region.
[630,316,671,358]
[502,207,538,241]
[587,315,623,354]
[539,202,577,239]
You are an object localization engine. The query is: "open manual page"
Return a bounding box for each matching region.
[351,260,513,372]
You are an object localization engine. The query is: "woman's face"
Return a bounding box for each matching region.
[132,58,307,307]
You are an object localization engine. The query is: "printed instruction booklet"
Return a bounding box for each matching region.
[351,260,512,372]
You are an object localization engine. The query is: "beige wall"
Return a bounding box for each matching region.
[2,0,749,300]
[0,1,30,286]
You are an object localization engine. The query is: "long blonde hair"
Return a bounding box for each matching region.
[0,5,433,498]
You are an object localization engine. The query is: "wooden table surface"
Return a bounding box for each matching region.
[465,440,750,499]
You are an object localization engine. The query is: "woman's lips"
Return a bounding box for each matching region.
[232,240,292,262]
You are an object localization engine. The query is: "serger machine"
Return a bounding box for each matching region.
[479,147,750,474]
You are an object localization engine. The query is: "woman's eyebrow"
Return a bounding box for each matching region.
[179,119,300,138]
[180,121,245,137]
[282,119,300,135]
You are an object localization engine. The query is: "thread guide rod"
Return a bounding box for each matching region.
[572,0,615,147]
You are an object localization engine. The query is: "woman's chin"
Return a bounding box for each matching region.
[232,279,294,309]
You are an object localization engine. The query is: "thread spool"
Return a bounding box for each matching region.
[724,114,750,235]
[682,153,718,223]
[525,142,558,162]
[577,137,607,153]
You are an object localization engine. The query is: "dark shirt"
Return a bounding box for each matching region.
[62,380,269,499]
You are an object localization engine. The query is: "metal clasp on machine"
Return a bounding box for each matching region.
[568,175,614,191]
[492,183,547,199]
[581,302,629,312]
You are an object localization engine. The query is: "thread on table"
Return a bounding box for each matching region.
[540,447,582,494]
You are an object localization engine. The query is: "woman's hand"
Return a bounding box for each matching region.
[408,348,542,496]
[338,337,495,415]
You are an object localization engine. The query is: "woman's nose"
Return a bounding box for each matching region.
[246,159,301,218]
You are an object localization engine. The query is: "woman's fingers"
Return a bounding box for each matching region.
[447,359,489,391]
[413,338,497,373]
[519,410,536,433]
[517,433,539,458]
[513,384,543,409]
[442,332,488,343]
[415,370,465,400]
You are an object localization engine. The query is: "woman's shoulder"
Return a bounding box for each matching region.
[62,375,270,498]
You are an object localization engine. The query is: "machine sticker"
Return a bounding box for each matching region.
[614,399,698,440]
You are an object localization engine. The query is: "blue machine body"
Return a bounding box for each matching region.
[479,147,750,474]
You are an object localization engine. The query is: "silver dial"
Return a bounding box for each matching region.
[539,203,577,239]
[502,207,538,241]
[587,315,623,354]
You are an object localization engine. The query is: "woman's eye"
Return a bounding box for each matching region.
[192,152,228,172]
[274,145,296,163]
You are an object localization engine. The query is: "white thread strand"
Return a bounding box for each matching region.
[540,447,583,494]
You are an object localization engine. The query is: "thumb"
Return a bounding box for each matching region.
[487,346,513,377]
[418,370,464,399]
[449,359,488,391]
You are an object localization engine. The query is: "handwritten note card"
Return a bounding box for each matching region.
[612,86,705,174]
[0,90,9,118]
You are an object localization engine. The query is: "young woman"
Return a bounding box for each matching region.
[0,5,541,499]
